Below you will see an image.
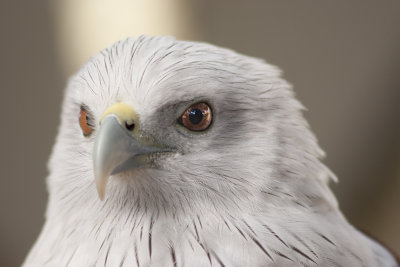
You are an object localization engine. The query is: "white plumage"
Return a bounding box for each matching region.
[24,35,398,266]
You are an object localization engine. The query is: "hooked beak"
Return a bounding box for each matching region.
[93,103,171,200]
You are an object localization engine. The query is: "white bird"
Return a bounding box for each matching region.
[23,35,398,267]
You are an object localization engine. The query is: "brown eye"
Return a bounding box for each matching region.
[79,107,93,136]
[179,103,212,131]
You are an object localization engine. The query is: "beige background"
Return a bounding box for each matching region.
[1,1,399,266]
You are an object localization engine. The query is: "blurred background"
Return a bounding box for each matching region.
[1,0,399,265]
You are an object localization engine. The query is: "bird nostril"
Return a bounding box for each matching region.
[125,121,135,131]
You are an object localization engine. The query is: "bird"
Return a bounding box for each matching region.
[23,35,398,267]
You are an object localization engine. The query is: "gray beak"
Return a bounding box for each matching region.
[93,115,170,200]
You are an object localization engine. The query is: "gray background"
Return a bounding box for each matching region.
[1,1,399,266]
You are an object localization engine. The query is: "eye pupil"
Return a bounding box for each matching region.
[179,102,212,132]
[188,109,203,124]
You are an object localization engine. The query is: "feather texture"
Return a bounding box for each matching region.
[23,35,398,267]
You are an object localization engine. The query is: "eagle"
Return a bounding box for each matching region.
[23,35,398,266]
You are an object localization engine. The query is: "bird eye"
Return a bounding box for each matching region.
[178,102,212,131]
[79,106,94,136]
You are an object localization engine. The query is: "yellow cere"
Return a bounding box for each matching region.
[100,102,139,128]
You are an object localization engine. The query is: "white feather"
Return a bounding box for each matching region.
[23,35,398,267]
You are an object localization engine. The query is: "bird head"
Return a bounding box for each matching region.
[47,36,337,217]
